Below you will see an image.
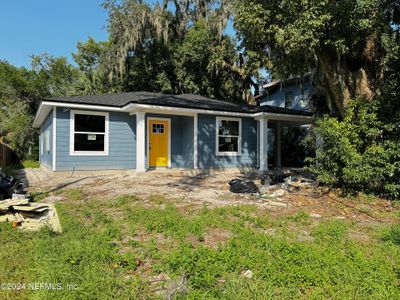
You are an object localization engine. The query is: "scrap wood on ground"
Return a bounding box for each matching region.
[0,198,62,233]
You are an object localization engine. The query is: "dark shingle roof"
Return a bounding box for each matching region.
[253,105,313,116]
[44,92,313,116]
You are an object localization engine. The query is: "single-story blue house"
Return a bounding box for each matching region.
[33,91,313,172]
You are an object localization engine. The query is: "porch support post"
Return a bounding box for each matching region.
[193,113,198,169]
[136,111,146,172]
[259,117,269,172]
[276,121,282,169]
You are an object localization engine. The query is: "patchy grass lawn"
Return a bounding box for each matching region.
[2,160,40,175]
[1,190,400,299]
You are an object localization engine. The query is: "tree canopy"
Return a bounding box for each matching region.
[70,0,260,102]
[234,0,400,115]
[0,56,78,158]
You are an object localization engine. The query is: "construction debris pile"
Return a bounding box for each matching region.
[0,198,62,233]
[258,174,317,198]
[229,171,317,201]
[0,168,62,233]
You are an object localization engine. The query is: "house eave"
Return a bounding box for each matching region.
[124,103,253,117]
[33,100,314,128]
[33,101,124,128]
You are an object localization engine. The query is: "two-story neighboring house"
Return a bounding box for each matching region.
[255,75,314,168]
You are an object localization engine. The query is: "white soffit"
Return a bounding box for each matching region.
[33,101,313,128]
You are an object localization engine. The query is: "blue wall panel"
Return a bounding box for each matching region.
[39,111,53,168]
[55,108,136,171]
[198,114,257,169]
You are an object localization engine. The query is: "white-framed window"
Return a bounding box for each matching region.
[69,110,109,156]
[216,117,241,156]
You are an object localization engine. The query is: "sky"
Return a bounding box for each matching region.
[0,0,108,67]
[0,0,237,69]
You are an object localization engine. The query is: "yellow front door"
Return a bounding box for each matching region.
[149,119,169,167]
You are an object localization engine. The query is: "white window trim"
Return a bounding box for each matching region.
[69,110,109,156]
[215,117,242,156]
[146,117,171,169]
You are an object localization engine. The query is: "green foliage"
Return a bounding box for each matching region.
[125,203,244,240]
[162,225,399,298]
[311,220,348,243]
[72,37,119,95]
[73,37,106,73]
[382,224,400,245]
[289,211,311,225]
[0,56,79,160]
[234,0,400,114]
[65,188,85,201]
[306,99,400,198]
[100,0,258,101]
[21,159,40,168]
[31,53,79,98]
[0,97,36,158]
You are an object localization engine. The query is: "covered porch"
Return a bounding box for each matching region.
[128,102,313,173]
[256,112,313,172]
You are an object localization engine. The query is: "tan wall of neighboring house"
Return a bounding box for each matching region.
[0,142,14,168]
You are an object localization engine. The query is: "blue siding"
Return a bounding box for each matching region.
[55,108,136,171]
[198,114,257,169]
[39,111,53,168]
[145,114,194,168]
[50,109,259,171]
[260,82,313,111]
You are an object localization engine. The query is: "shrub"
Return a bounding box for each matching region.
[306,99,400,198]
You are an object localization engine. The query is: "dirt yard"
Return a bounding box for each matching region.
[22,167,397,224]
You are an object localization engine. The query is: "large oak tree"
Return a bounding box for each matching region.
[234,0,400,115]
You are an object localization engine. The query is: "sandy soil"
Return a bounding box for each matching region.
[21,167,397,223]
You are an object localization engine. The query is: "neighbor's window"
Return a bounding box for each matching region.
[216,117,241,156]
[285,91,293,109]
[302,87,310,99]
[70,111,109,155]
[300,87,310,108]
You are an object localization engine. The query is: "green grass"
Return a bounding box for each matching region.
[2,160,40,175]
[21,160,40,169]
[0,192,399,299]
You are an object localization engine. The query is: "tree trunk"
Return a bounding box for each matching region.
[315,49,377,118]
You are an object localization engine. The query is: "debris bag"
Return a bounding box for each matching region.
[260,175,271,186]
[0,168,26,200]
[270,174,287,185]
[229,179,259,194]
